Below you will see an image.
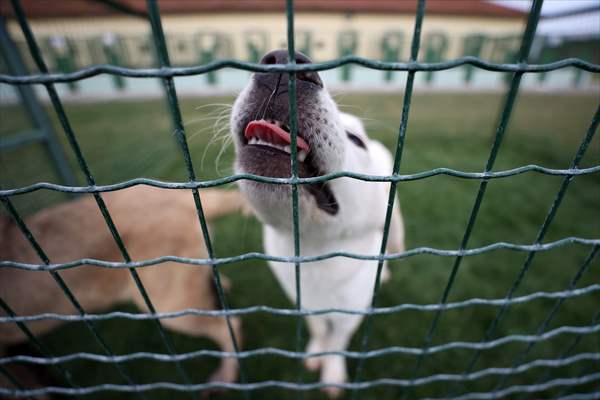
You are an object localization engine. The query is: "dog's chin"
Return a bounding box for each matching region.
[237,144,339,215]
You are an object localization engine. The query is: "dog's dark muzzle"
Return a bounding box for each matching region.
[242,49,323,144]
[236,50,339,216]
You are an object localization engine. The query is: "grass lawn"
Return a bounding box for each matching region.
[1,90,599,400]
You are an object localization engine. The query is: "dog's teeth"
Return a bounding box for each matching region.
[248,135,306,157]
[297,150,307,162]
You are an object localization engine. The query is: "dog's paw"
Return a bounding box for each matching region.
[304,338,324,371]
[381,264,391,283]
[320,356,347,399]
[207,364,237,385]
[322,385,344,399]
[304,356,322,372]
[220,275,232,292]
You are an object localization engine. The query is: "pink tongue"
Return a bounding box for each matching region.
[244,120,310,152]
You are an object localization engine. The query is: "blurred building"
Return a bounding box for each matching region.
[534,4,600,85]
[0,0,595,99]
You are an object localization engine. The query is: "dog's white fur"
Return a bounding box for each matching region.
[232,81,405,395]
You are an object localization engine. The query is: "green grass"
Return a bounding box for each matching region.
[1,91,599,400]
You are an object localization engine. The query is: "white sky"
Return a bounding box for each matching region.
[491,0,598,14]
[490,0,600,37]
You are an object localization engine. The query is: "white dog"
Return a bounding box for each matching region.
[230,50,405,396]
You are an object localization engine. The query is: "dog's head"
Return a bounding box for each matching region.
[231,50,373,230]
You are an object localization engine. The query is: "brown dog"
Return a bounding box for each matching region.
[0,186,244,389]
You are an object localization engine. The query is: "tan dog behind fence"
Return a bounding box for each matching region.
[0,186,244,388]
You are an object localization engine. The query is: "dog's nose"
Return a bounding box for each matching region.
[259,49,322,87]
[260,49,311,65]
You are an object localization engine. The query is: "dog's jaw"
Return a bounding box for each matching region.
[231,73,347,228]
[232,80,346,173]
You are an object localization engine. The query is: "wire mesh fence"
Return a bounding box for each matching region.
[1,0,599,398]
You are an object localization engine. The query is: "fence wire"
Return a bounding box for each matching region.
[0,0,599,398]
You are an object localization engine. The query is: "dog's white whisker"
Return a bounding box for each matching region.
[189,124,218,141]
[215,136,234,176]
[210,110,232,135]
[201,129,231,171]
[184,115,226,127]
[193,103,234,111]
[337,103,365,114]
[198,107,234,172]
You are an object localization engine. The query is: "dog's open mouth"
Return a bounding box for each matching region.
[244,119,310,162]
[241,119,339,215]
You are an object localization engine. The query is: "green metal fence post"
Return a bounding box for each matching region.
[245,30,269,63]
[101,33,126,90]
[423,31,449,84]
[535,36,554,84]
[491,35,521,84]
[461,34,487,84]
[194,32,221,85]
[338,30,357,82]
[0,16,77,188]
[296,30,313,58]
[380,31,404,82]
[44,35,78,92]
[572,48,592,87]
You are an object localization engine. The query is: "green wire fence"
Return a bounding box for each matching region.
[1,0,599,398]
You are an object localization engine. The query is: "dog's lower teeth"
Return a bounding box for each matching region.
[248,139,306,161]
[249,138,290,154]
[297,150,307,162]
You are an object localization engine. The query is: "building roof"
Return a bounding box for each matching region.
[1,0,527,19]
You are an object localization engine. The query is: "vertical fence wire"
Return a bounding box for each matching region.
[494,245,599,391]
[1,0,599,398]
[554,309,600,399]
[1,196,139,395]
[0,365,35,400]
[517,246,600,400]
[0,295,77,392]
[8,0,184,396]
[454,104,600,395]
[351,1,427,399]
[519,308,600,400]
[403,1,545,396]
[144,1,248,397]
[557,386,600,400]
[284,0,306,397]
